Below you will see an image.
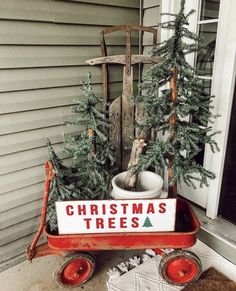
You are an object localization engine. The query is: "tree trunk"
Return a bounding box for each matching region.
[124,139,146,191]
[88,128,96,154]
[168,68,178,198]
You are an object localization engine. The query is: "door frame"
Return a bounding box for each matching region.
[161,0,236,218]
[205,0,236,218]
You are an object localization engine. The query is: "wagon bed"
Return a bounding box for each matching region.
[45,198,199,252]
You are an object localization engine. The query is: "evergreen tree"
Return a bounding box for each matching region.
[46,73,116,232]
[138,0,220,195]
[142,216,153,228]
[46,139,84,232]
[65,72,116,199]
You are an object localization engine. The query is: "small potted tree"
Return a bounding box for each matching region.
[112,0,219,199]
[137,0,220,197]
[46,73,116,233]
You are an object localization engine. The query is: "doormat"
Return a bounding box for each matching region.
[106,240,236,291]
[107,250,181,291]
[182,267,236,291]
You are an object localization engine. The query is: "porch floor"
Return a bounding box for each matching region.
[0,239,236,291]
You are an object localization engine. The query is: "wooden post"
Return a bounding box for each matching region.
[121,66,135,170]
[99,31,109,107]
[168,68,177,198]
[109,96,122,169]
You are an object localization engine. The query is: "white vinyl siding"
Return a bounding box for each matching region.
[0,0,139,271]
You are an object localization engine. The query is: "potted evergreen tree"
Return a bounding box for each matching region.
[137,0,220,197]
[46,73,115,233]
[64,72,116,199]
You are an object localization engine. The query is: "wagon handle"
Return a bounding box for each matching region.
[26,161,55,261]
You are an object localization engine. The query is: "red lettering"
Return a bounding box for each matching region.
[102,204,106,215]
[77,204,86,215]
[120,217,127,228]
[66,205,74,216]
[84,218,92,229]
[159,203,166,213]
[132,203,143,214]
[90,204,98,215]
[121,203,129,214]
[131,217,139,228]
[108,217,116,228]
[147,203,155,214]
[110,204,117,214]
[96,218,104,229]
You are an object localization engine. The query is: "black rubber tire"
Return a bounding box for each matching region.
[54,252,96,288]
[159,250,202,286]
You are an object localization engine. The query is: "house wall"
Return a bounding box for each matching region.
[0,0,139,271]
[142,0,161,55]
[141,0,161,84]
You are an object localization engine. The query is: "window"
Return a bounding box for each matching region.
[194,0,220,165]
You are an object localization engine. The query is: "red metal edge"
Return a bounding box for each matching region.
[26,161,55,261]
[45,198,200,251]
[27,242,65,261]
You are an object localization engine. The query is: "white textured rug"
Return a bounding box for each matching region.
[107,240,236,291]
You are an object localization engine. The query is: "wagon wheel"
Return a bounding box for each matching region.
[54,252,96,288]
[159,250,202,286]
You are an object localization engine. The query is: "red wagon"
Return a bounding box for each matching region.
[27,161,202,288]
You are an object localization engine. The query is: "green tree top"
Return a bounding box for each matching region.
[142,216,153,228]
[46,139,84,232]
[65,73,116,199]
[46,73,116,232]
[138,0,220,193]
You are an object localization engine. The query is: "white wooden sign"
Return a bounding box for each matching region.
[56,199,176,234]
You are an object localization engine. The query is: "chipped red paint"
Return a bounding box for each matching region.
[27,161,55,261]
[29,242,66,259]
[44,199,199,252]
[46,231,197,251]
[26,162,200,261]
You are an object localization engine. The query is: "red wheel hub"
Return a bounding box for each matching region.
[60,258,93,286]
[165,257,198,284]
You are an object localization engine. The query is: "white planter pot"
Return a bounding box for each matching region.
[111,171,163,199]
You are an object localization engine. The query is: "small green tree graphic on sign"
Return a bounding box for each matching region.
[142,216,153,228]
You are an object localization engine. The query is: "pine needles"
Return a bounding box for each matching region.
[138,0,220,189]
[46,73,115,232]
